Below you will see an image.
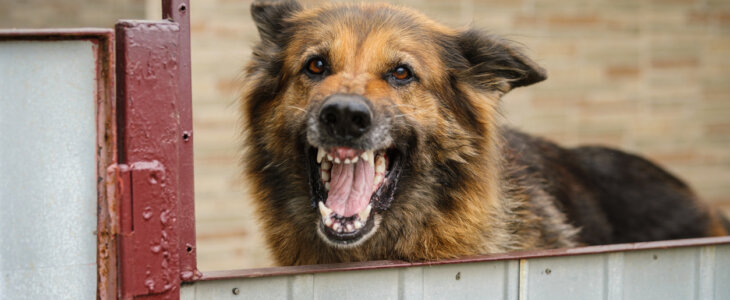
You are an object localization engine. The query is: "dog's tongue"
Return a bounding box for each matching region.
[326,158,374,217]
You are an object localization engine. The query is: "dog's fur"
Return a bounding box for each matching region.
[241,0,729,266]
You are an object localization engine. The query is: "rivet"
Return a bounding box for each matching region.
[455,272,461,280]
[232,287,240,295]
[545,268,552,275]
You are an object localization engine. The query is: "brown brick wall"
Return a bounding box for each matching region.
[3,0,729,271]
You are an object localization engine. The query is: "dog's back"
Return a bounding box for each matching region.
[503,128,730,245]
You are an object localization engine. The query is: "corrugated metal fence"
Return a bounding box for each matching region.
[181,241,730,300]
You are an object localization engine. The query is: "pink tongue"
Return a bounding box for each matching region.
[325,158,374,217]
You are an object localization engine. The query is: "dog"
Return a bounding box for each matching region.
[240,0,729,266]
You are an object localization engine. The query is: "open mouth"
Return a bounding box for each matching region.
[308,146,402,247]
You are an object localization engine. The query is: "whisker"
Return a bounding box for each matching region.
[286,105,307,113]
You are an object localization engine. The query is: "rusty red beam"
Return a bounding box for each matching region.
[162,0,198,283]
[115,20,182,299]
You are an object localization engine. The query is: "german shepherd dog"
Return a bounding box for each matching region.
[241,0,729,265]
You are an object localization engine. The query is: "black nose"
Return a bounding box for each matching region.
[319,94,372,139]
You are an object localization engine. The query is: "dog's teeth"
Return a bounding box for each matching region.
[375,155,386,173]
[344,158,351,164]
[321,160,332,170]
[318,202,332,218]
[317,148,326,163]
[327,154,333,161]
[321,171,330,181]
[358,204,372,221]
[365,151,375,169]
[325,182,330,191]
[351,156,359,164]
[346,223,354,232]
[354,220,363,229]
[374,174,383,187]
[324,217,333,227]
[334,157,341,164]
[333,222,340,231]
[361,152,370,162]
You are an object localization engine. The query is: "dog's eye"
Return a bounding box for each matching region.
[388,65,415,86]
[393,66,411,80]
[306,57,327,75]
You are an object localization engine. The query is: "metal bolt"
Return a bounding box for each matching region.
[545,268,551,275]
[455,272,461,280]
[232,287,240,295]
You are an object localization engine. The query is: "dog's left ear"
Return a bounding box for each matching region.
[455,29,547,91]
[251,0,302,47]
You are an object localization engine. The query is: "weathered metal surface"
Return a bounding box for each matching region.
[115,20,182,299]
[0,39,99,299]
[183,239,730,299]
[197,236,730,280]
[162,0,199,283]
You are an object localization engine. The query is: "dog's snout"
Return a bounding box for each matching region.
[319,94,372,139]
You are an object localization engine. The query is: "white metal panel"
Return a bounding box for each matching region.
[0,40,97,299]
[313,268,400,300]
[420,261,515,300]
[622,247,698,300]
[523,253,605,300]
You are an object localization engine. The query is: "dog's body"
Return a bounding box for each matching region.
[241,1,729,266]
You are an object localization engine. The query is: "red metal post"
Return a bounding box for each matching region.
[161,0,198,282]
[115,20,183,299]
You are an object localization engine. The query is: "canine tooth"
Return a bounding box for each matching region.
[344,158,351,164]
[354,220,363,229]
[321,171,330,181]
[318,202,332,218]
[334,157,341,164]
[317,148,326,163]
[324,217,333,227]
[358,204,372,221]
[325,182,330,191]
[375,156,386,173]
[327,154,333,161]
[346,223,354,232]
[360,151,370,162]
[321,160,332,170]
[351,156,359,164]
[374,174,383,187]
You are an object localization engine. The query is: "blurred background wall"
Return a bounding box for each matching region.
[2,0,729,271]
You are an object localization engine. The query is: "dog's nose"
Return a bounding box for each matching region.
[319,94,372,139]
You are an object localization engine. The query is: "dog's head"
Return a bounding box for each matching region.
[243,1,545,252]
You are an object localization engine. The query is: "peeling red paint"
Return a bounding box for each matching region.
[162,0,200,282]
[115,20,182,300]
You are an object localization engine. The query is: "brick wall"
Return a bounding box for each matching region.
[2,0,728,271]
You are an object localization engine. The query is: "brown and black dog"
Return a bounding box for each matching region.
[240,0,729,266]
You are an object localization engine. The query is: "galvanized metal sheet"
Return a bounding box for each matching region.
[182,244,730,300]
[523,253,605,299]
[0,40,97,299]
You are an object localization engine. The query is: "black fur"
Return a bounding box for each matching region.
[503,128,713,244]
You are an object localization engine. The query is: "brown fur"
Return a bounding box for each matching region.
[241,1,727,266]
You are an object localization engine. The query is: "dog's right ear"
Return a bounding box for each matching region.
[251,0,302,47]
[454,29,547,92]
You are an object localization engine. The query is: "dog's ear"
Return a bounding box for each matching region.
[455,29,546,91]
[251,0,302,47]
